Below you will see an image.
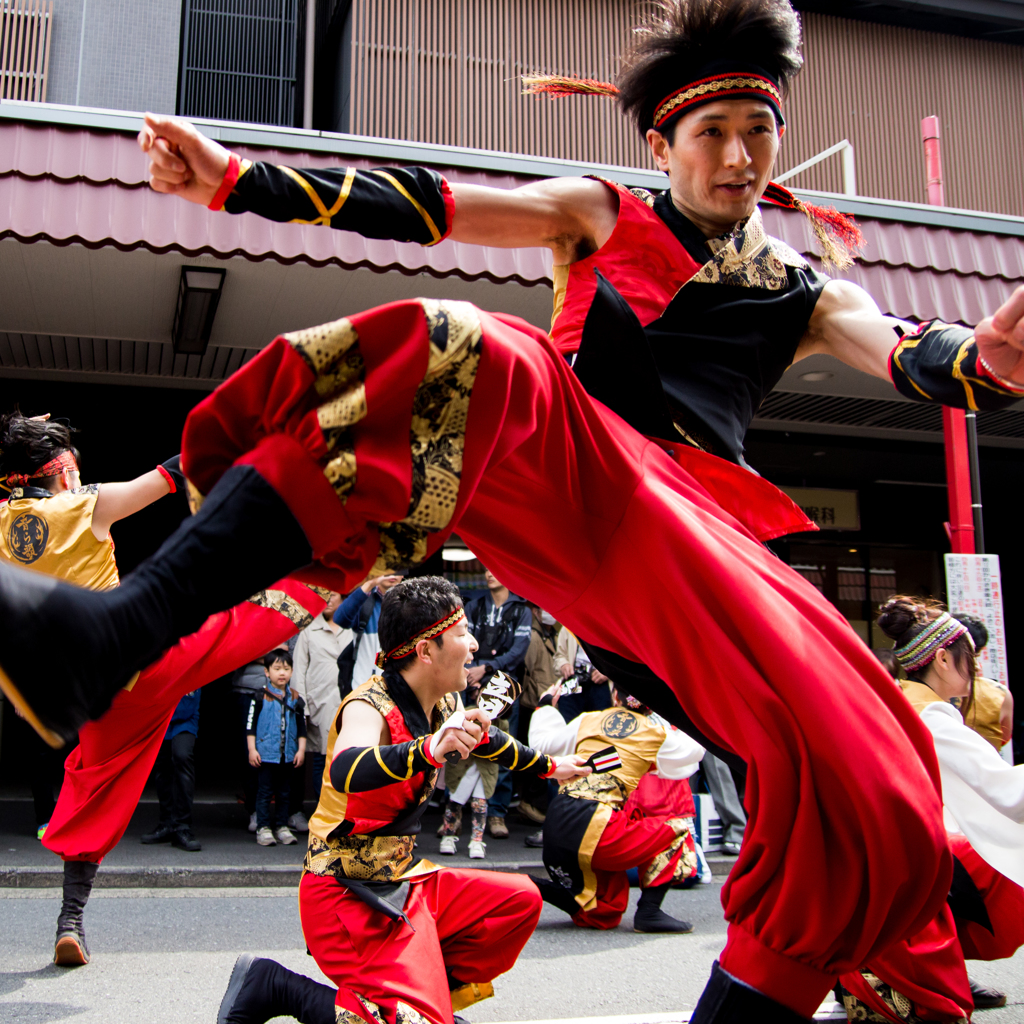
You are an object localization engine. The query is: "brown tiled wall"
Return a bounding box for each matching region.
[344,2,1024,217]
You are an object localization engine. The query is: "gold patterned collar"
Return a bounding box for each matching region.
[691,208,807,290]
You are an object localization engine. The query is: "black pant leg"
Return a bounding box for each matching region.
[255,764,274,829]
[236,692,259,813]
[272,763,291,829]
[168,731,197,830]
[26,722,60,827]
[152,737,173,827]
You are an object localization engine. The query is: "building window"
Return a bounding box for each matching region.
[1,0,52,103]
[178,0,299,127]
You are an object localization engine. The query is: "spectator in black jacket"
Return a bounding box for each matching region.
[464,568,532,838]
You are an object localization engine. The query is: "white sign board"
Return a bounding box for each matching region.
[944,554,1009,687]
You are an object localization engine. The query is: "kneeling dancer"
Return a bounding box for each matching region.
[220,576,589,1024]
[529,683,705,932]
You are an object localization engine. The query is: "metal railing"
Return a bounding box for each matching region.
[776,140,857,197]
[178,0,300,128]
[0,0,52,103]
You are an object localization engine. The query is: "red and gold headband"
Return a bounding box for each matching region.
[2,450,79,490]
[653,72,783,131]
[375,607,466,669]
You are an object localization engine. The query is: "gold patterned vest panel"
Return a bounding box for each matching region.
[305,676,456,882]
[0,486,119,590]
[901,680,946,716]
[559,708,666,809]
[964,676,1006,751]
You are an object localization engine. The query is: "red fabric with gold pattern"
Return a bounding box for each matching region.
[178,299,949,1018]
[549,181,702,357]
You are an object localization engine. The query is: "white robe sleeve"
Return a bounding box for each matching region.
[528,704,580,757]
[922,702,1024,821]
[921,700,1024,888]
[653,723,706,780]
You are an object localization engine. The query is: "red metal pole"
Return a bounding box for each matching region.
[921,115,974,553]
[920,115,945,207]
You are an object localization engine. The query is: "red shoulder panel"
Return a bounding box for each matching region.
[550,180,703,356]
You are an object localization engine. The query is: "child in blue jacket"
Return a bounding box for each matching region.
[246,651,306,846]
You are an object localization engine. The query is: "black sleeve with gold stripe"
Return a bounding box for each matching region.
[224,161,451,246]
[890,321,1023,411]
[329,735,437,794]
[473,726,555,777]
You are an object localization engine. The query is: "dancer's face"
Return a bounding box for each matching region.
[647,98,782,239]
[424,616,479,693]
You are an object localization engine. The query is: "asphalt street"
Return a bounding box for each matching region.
[2,881,1023,1024]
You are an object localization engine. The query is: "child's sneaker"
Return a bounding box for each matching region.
[256,827,276,846]
[248,812,257,833]
[274,826,298,845]
[287,811,309,833]
[439,835,458,855]
[468,839,486,859]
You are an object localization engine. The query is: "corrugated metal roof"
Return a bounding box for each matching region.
[0,332,255,385]
[2,119,1023,326]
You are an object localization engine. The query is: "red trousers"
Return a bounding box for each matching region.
[182,300,949,1017]
[573,807,697,930]
[299,869,541,1024]
[840,833,1024,1023]
[43,580,324,863]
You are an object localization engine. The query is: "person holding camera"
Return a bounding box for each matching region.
[553,626,613,723]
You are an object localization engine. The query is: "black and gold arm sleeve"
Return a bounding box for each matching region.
[223,161,452,245]
[329,736,438,793]
[473,726,556,777]
[890,321,1024,410]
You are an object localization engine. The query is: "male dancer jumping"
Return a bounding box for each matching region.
[217,575,589,1024]
[4,1,1024,1020]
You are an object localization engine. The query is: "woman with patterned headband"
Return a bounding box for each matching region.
[6,1,1024,1021]
[834,596,1024,1022]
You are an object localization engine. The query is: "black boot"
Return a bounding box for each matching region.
[54,860,98,966]
[0,466,312,747]
[530,875,581,917]
[218,953,336,1024]
[969,977,1007,1009]
[633,884,693,933]
[691,962,811,1024]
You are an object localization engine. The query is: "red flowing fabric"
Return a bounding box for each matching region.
[625,773,696,820]
[572,806,697,930]
[949,833,1024,962]
[299,869,540,1024]
[43,580,325,863]
[181,300,949,1018]
[839,906,971,1022]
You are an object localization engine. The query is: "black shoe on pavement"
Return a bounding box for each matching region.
[633,882,694,934]
[524,830,544,848]
[633,905,694,933]
[218,953,336,1024]
[969,977,1007,1009]
[140,824,174,844]
[172,828,202,852]
[54,860,98,966]
[0,465,313,748]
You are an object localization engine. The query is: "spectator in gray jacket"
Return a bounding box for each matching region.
[291,592,350,808]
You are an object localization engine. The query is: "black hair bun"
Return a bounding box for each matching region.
[876,597,924,643]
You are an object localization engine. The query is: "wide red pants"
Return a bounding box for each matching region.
[182,300,949,1017]
[299,868,541,1024]
[572,807,697,930]
[43,580,325,863]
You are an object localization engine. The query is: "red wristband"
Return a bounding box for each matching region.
[208,152,241,212]
[156,464,176,493]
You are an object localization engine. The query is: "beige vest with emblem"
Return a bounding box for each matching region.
[0,486,118,590]
[963,676,1005,751]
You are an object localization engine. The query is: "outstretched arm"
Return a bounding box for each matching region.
[92,465,175,541]
[138,114,617,265]
[797,280,1024,406]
